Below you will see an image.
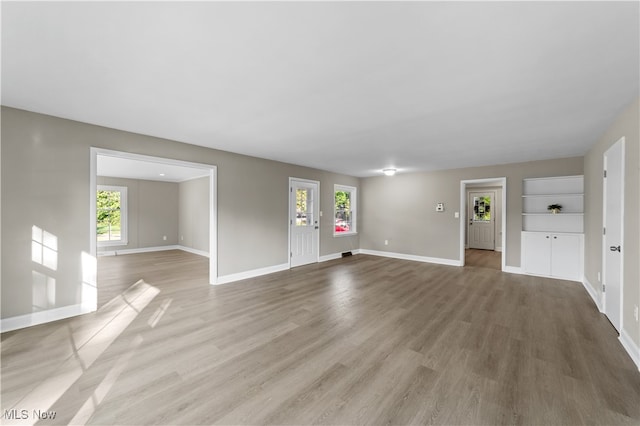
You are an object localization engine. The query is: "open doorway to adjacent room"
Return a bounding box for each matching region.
[459,178,506,271]
[89,148,217,310]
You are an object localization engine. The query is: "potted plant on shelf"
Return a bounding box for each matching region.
[548,204,562,214]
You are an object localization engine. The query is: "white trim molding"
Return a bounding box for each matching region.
[0,304,91,333]
[503,266,523,275]
[319,249,361,263]
[359,249,462,266]
[98,245,181,257]
[178,245,210,258]
[620,329,640,371]
[99,245,210,258]
[581,277,603,312]
[216,263,290,285]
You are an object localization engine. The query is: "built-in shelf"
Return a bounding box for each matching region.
[522,175,584,233]
[521,175,585,282]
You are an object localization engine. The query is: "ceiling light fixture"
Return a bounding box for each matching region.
[382,168,397,176]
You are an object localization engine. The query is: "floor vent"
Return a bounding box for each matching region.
[342,251,353,258]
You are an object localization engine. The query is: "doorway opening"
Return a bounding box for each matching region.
[459,178,506,271]
[89,148,217,311]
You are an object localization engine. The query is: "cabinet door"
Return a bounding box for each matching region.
[550,234,582,281]
[522,232,551,275]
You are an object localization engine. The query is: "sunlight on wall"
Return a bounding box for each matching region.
[81,252,97,312]
[31,225,59,313]
[32,225,58,271]
[31,271,56,311]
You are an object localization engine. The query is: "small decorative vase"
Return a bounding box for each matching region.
[551,209,559,214]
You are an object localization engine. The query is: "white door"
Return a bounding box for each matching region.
[290,179,319,268]
[468,191,495,250]
[603,138,624,332]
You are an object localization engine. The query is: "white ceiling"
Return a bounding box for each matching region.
[97,155,210,183]
[2,2,638,177]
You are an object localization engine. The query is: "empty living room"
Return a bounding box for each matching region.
[1,1,639,425]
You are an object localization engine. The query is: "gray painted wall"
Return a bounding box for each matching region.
[178,177,209,253]
[359,157,584,267]
[584,97,639,349]
[1,107,360,319]
[97,176,179,253]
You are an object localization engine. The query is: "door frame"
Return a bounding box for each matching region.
[90,148,218,311]
[602,136,625,332]
[467,189,497,250]
[288,177,320,269]
[459,178,506,271]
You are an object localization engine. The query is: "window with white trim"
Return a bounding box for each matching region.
[334,184,357,236]
[97,185,128,246]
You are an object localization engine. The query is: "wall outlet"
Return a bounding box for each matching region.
[384,240,389,246]
[181,235,184,241]
[163,235,167,241]
[597,272,601,282]
[454,212,460,218]
[634,305,639,322]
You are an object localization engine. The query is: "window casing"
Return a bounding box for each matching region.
[97,185,128,246]
[334,184,357,236]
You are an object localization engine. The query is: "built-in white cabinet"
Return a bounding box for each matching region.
[521,175,584,282]
[521,232,584,281]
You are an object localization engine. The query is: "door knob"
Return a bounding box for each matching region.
[610,245,621,252]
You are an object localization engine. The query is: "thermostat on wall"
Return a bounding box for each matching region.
[436,203,444,212]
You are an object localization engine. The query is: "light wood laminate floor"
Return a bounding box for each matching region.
[2,250,639,425]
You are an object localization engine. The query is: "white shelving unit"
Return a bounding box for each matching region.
[522,175,584,233]
[521,175,584,281]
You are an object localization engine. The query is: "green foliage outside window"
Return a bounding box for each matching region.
[97,190,122,241]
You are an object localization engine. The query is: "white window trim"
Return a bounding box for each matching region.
[97,185,128,247]
[334,184,357,237]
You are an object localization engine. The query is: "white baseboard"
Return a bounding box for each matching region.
[495,247,503,252]
[99,245,180,256]
[177,245,210,258]
[581,277,603,312]
[359,249,462,267]
[216,263,290,285]
[1,304,92,333]
[620,328,640,371]
[319,249,361,263]
[503,266,523,274]
[99,245,210,258]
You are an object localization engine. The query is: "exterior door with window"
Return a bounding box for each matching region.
[603,138,624,332]
[290,179,319,268]
[468,191,495,250]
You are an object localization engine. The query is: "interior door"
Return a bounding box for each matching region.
[603,138,624,332]
[468,191,495,250]
[290,179,319,268]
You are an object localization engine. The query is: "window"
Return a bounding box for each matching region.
[97,185,127,245]
[334,184,357,236]
[296,188,313,226]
